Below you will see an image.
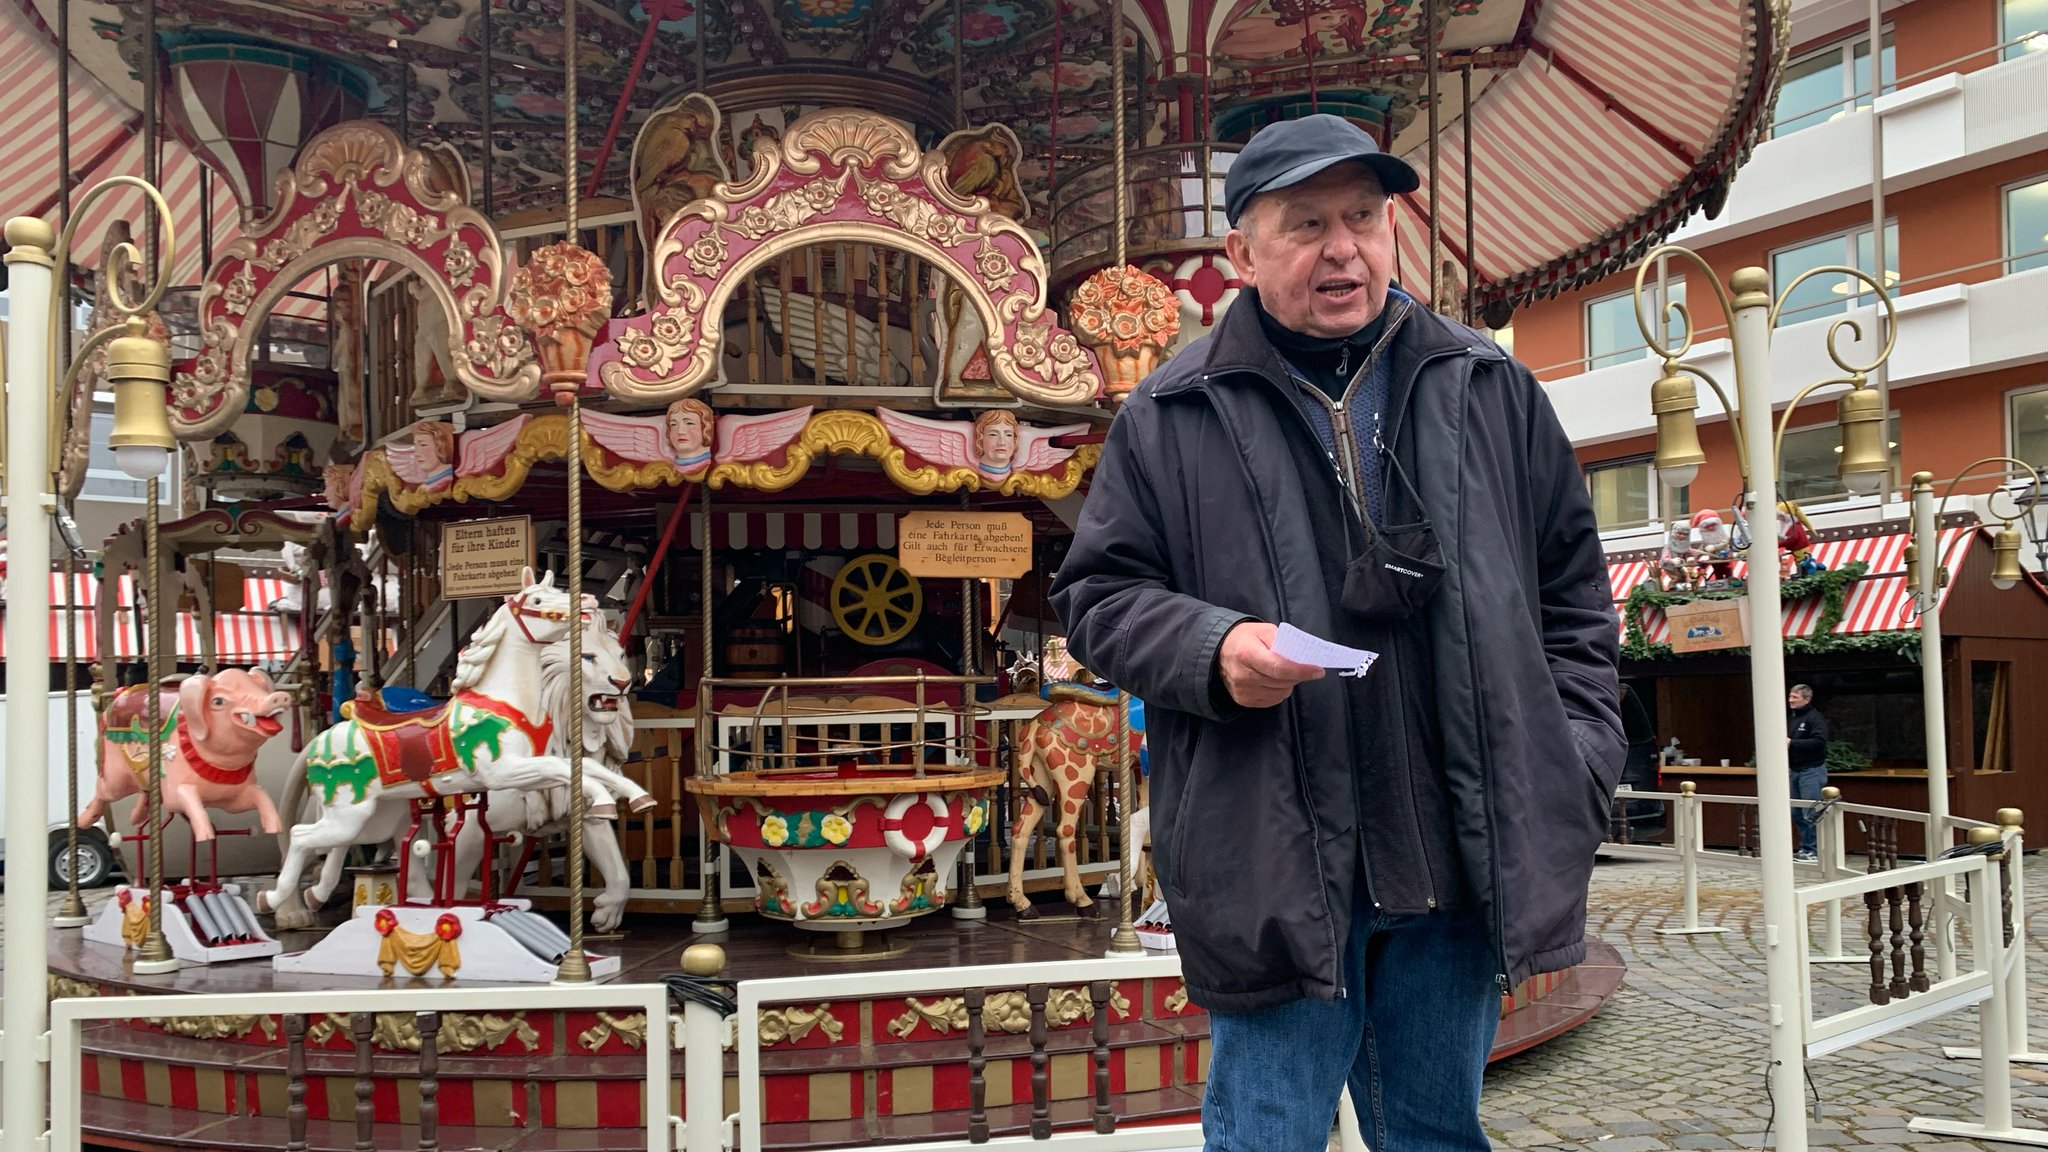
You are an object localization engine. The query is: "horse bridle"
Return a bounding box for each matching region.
[504,591,594,645]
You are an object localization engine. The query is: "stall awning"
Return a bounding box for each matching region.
[687,511,899,553]
[1608,527,1977,646]
[0,609,302,662]
[3,572,305,662]
[6,572,299,611]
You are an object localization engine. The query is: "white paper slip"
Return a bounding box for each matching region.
[1272,623,1381,678]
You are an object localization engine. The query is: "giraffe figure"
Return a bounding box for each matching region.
[1005,685,1142,918]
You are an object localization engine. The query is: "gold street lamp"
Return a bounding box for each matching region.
[4,180,179,1152]
[1630,247,1898,1152]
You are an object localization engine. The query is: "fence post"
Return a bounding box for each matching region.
[1812,788,1859,963]
[1909,851,2032,1144]
[1933,811,1959,984]
[1659,783,1727,936]
[681,945,730,1152]
[1997,810,2043,1064]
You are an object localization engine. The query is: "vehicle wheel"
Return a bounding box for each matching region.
[50,833,115,890]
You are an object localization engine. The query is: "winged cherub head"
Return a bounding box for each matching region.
[411,420,458,488]
[665,398,716,464]
[972,409,1020,473]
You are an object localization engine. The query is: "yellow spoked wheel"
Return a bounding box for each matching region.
[830,553,922,646]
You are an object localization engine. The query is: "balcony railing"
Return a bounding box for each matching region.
[1047,143,1238,286]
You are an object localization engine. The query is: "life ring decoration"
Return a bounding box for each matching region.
[829,553,923,646]
[1170,252,1243,329]
[882,792,952,861]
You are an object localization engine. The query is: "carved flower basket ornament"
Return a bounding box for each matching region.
[1068,265,1181,399]
[506,241,614,404]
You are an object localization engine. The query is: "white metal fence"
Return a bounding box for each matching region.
[28,794,2038,1152]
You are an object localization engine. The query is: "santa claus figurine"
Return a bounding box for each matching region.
[1776,505,1826,578]
[1691,508,1737,584]
[1659,521,1700,592]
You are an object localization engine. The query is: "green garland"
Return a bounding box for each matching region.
[1619,561,1877,663]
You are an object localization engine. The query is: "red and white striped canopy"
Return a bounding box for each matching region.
[0,608,302,662]
[1608,527,1977,647]
[0,1,326,318]
[9,571,296,610]
[3,571,305,661]
[687,511,902,553]
[1378,0,1774,304]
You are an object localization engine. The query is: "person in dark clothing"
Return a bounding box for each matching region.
[1789,684,1831,860]
[1049,115,1624,1152]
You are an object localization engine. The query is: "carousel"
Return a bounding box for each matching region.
[8,0,1787,1145]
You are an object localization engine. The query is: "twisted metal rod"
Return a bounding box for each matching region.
[1110,0,1127,270]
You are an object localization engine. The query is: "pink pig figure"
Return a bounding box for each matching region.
[79,668,293,842]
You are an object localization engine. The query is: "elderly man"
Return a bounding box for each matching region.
[1050,115,1623,1151]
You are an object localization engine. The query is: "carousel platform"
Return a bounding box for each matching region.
[44,906,1623,1151]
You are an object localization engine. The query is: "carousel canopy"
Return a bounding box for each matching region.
[13,0,1784,316]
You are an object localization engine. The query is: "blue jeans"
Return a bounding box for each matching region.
[1792,764,1827,855]
[1201,906,1500,1152]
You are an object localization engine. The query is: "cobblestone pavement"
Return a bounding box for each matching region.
[1479,855,2048,1152]
[5,857,2044,1151]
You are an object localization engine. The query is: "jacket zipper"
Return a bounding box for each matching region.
[1196,372,1350,998]
[1287,303,1441,914]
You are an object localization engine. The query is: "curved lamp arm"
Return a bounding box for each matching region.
[1770,375,1867,476]
[1933,456,2047,515]
[1634,245,1753,486]
[1908,457,2048,606]
[41,176,178,493]
[1768,265,1900,375]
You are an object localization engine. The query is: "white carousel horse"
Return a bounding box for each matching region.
[409,616,639,931]
[262,570,651,927]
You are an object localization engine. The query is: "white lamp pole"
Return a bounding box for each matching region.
[1726,267,1810,1152]
[2,217,57,1152]
[1910,472,1957,981]
[4,184,177,1152]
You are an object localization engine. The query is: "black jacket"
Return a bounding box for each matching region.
[1789,705,1831,769]
[1050,293,1623,1013]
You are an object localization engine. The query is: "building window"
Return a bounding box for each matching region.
[2011,387,2048,468]
[1586,457,1689,533]
[1584,280,1683,371]
[80,401,177,504]
[1771,223,1899,328]
[1779,415,1901,503]
[2004,0,2048,60]
[1773,29,1895,137]
[2006,177,2048,274]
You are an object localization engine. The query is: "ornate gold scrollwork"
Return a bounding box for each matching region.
[351,409,1100,528]
[885,984,1131,1039]
[305,1011,541,1053]
[578,1011,649,1052]
[172,120,537,440]
[758,1004,845,1047]
[600,104,1101,407]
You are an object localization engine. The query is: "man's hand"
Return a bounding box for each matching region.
[1219,622,1324,708]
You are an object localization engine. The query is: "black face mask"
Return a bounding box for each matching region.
[1342,520,1445,620]
[1339,444,1444,621]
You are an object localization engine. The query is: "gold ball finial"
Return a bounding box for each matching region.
[1997,807,2024,829]
[1821,786,1840,802]
[1913,471,1935,489]
[1968,826,2003,847]
[681,943,726,977]
[1679,781,1696,796]
[4,216,56,251]
[1729,266,1771,296]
